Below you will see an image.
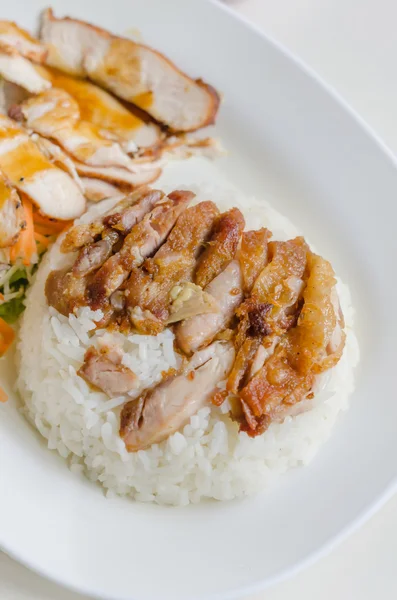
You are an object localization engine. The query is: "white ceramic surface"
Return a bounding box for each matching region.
[0,1,396,599]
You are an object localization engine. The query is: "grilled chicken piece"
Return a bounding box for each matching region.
[45,266,88,316]
[195,208,245,289]
[17,88,142,170]
[61,187,162,252]
[73,161,161,189]
[238,251,345,435]
[120,341,235,451]
[0,114,85,219]
[0,21,47,63]
[288,252,346,374]
[81,178,125,202]
[0,175,25,247]
[72,229,120,277]
[36,65,163,150]
[47,189,165,315]
[78,345,138,397]
[88,191,193,308]
[40,9,220,132]
[127,201,219,332]
[239,228,271,293]
[227,238,308,397]
[0,45,50,94]
[176,259,243,354]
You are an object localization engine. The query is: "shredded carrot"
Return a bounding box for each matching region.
[33,231,51,248]
[0,317,15,356]
[33,210,71,235]
[0,387,8,403]
[33,223,60,237]
[0,292,4,303]
[10,197,36,266]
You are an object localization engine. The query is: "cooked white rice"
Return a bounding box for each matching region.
[16,169,359,506]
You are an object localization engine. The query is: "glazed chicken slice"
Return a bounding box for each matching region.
[176,259,243,354]
[61,187,163,252]
[0,45,50,94]
[78,346,138,397]
[239,228,271,293]
[194,208,245,289]
[127,201,219,333]
[73,161,162,190]
[237,251,345,435]
[120,341,235,451]
[16,88,141,170]
[0,21,47,62]
[0,175,25,248]
[40,9,220,132]
[36,65,163,151]
[0,114,85,219]
[88,191,193,308]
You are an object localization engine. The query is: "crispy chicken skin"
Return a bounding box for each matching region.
[40,9,220,132]
[239,228,271,293]
[120,341,235,451]
[0,175,25,248]
[195,207,245,289]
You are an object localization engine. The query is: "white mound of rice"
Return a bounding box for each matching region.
[16,172,359,506]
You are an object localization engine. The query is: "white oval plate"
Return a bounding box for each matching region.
[0,1,396,599]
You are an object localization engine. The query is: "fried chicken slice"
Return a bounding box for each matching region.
[194,207,245,289]
[127,200,219,333]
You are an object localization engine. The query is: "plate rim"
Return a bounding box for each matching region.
[2,0,397,598]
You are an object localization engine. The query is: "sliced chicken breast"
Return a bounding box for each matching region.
[176,259,243,354]
[0,45,50,94]
[31,134,84,191]
[17,88,143,170]
[37,65,163,150]
[73,161,161,188]
[120,341,235,451]
[0,175,25,247]
[0,115,85,219]
[40,9,220,132]
[0,21,47,62]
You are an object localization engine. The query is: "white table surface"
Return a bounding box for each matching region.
[2,0,397,598]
